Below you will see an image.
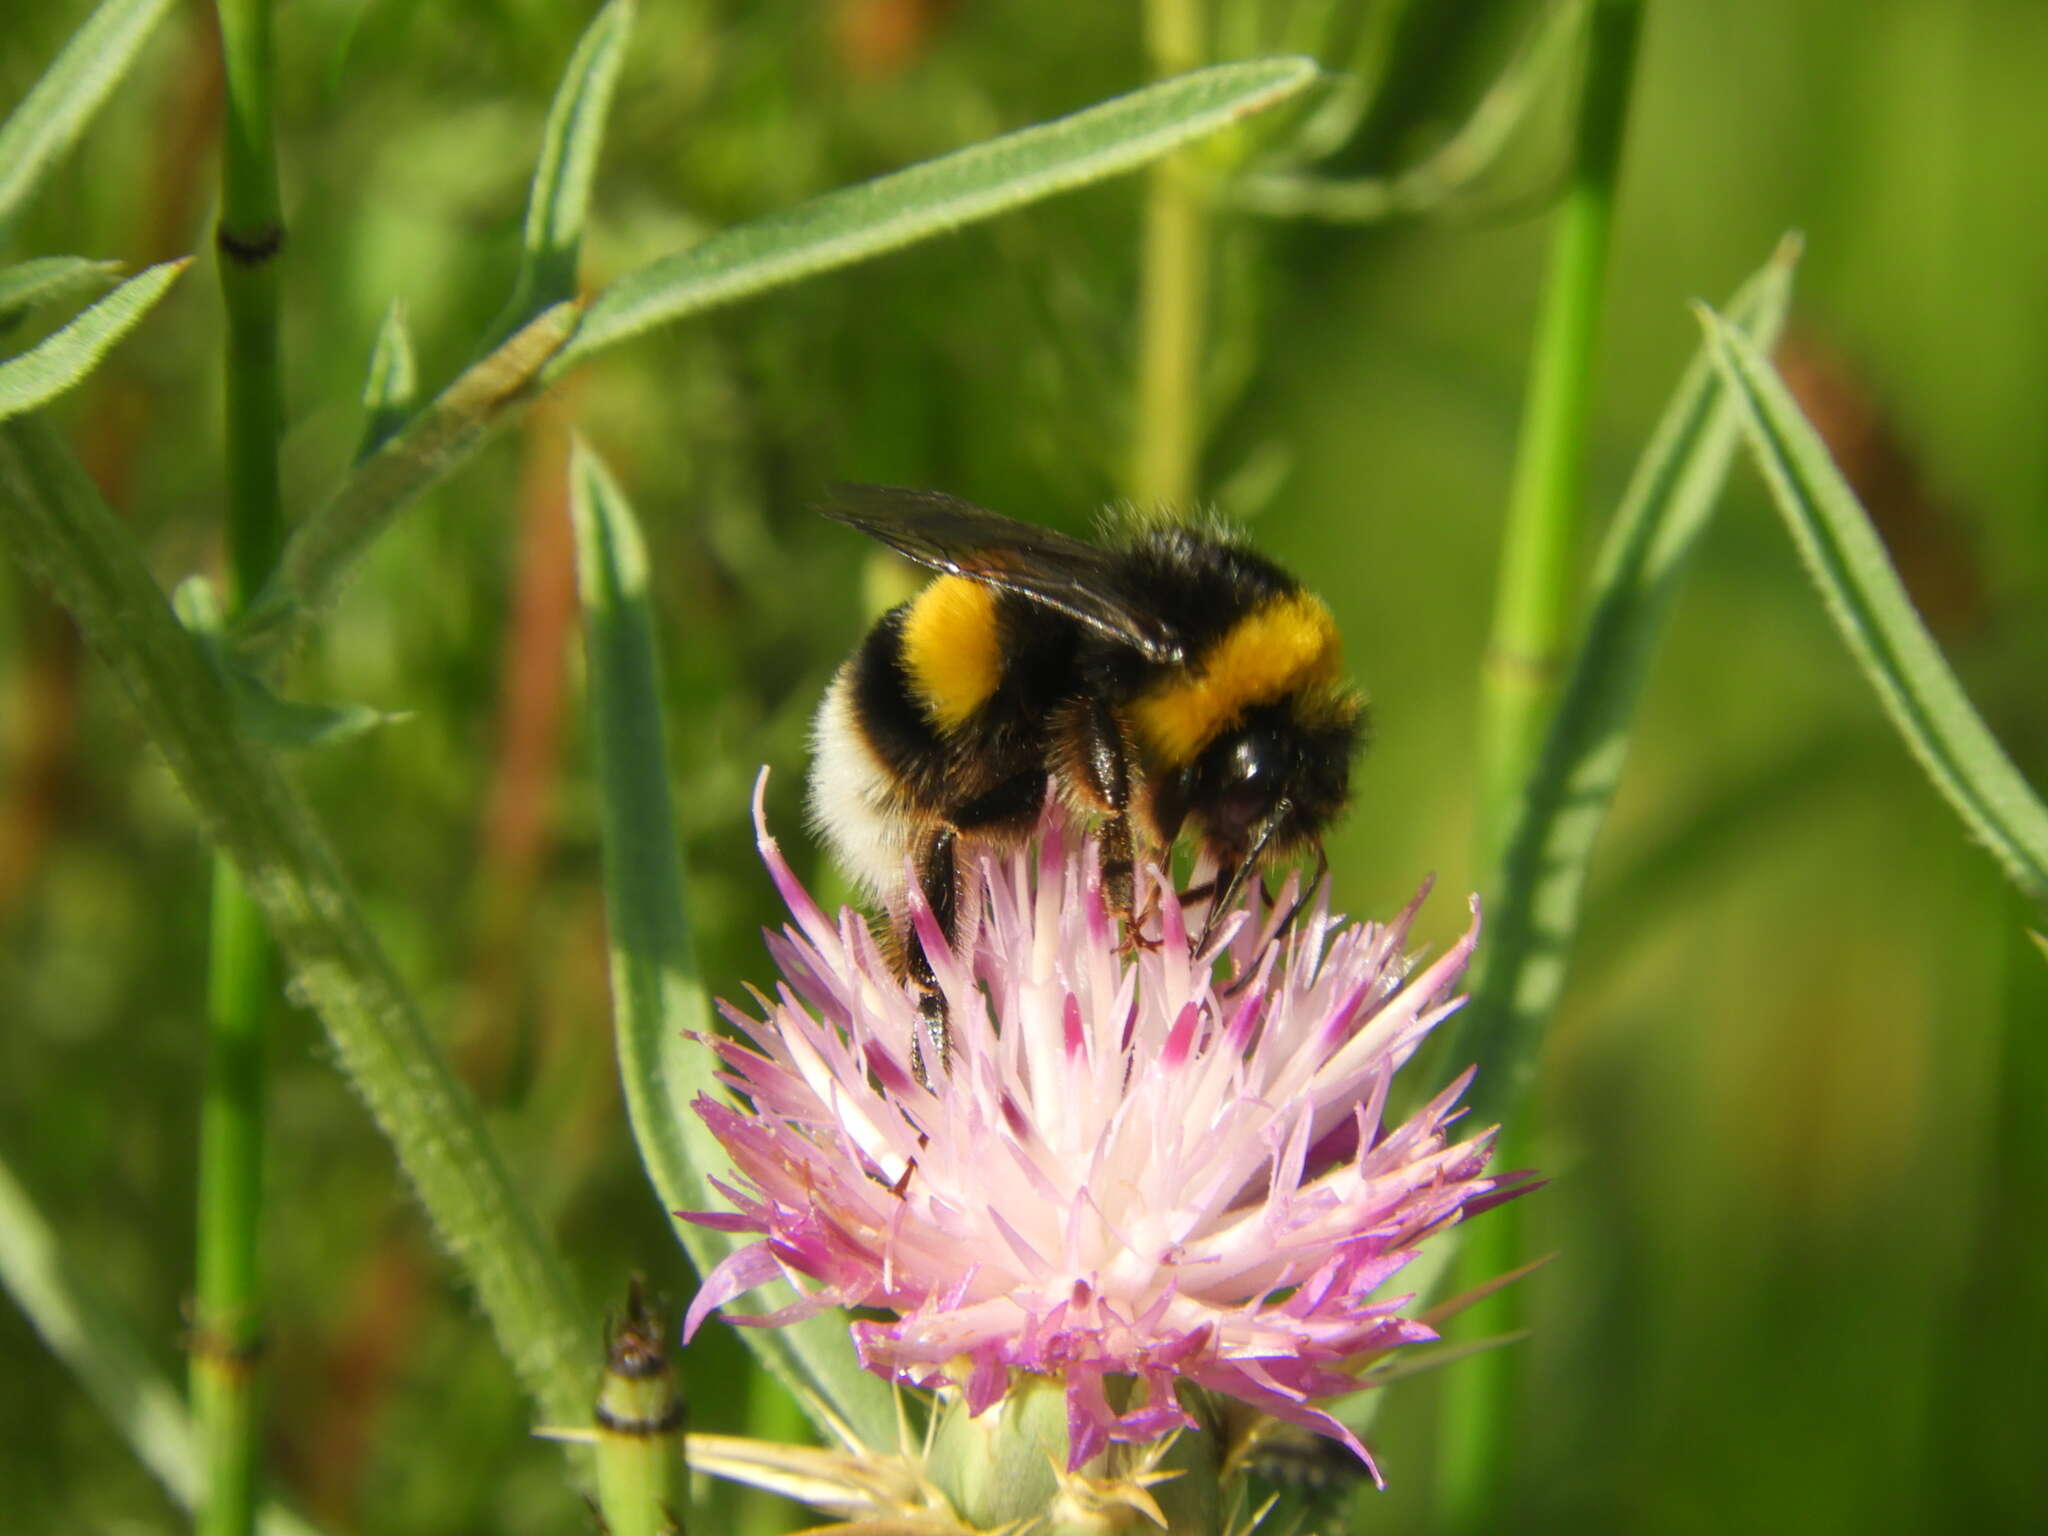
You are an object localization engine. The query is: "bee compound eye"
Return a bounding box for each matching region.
[1225,724,1284,789]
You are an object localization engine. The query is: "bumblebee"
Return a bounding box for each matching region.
[809,487,1367,1064]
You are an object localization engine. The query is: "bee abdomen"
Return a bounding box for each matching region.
[809,585,999,899]
[898,576,1004,730]
[808,664,917,898]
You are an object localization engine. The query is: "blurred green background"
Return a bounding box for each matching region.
[3,1,2043,1531]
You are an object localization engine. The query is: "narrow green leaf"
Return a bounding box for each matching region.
[0,1158,327,1536]
[0,257,186,421]
[569,439,895,1450]
[0,416,599,1436]
[0,255,122,330]
[223,669,402,749]
[0,0,177,237]
[236,300,581,653]
[494,0,635,337]
[1453,239,1802,1126]
[353,299,419,462]
[233,62,1313,662]
[1235,0,1581,223]
[1703,307,2048,908]
[176,573,400,748]
[553,56,1319,371]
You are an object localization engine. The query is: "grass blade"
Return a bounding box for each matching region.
[569,439,895,1450]
[553,56,1318,371]
[493,0,635,338]
[0,255,122,329]
[1703,307,2048,908]
[1451,240,1800,1125]
[0,0,177,237]
[0,258,186,421]
[0,416,599,1436]
[0,1157,326,1536]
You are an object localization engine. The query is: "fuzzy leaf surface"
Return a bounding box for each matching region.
[0,258,185,421]
[0,0,176,237]
[555,57,1318,369]
[569,440,895,1450]
[1706,307,2048,908]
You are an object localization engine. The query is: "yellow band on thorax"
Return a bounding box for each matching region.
[1132,591,1341,766]
[901,576,1003,730]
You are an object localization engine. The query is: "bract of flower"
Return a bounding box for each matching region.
[682,783,1531,1480]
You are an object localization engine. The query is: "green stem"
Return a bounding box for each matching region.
[1477,0,1644,870]
[215,0,286,590]
[198,4,287,1534]
[0,414,599,1442]
[193,872,271,1536]
[0,1156,329,1536]
[593,1280,684,1536]
[1130,0,1207,509]
[1449,4,1642,1530]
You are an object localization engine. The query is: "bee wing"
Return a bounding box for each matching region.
[821,485,1185,663]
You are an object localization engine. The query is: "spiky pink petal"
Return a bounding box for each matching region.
[681,777,1531,1477]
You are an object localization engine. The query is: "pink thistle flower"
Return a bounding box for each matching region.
[682,781,1533,1481]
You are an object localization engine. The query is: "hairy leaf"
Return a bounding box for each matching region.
[0,258,186,421]
[0,255,121,330]
[570,439,895,1449]
[354,299,419,463]
[493,0,635,337]
[1454,240,1802,1123]
[0,0,176,237]
[1705,306,2048,907]
[555,57,1318,370]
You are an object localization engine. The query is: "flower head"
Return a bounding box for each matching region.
[683,781,1530,1480]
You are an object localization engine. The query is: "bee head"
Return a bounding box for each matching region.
[1149,693,1365,866]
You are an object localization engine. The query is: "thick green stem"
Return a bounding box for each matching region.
[1449,3,1642,1530]
[215,0,285,590]
[592,1280,684,1536]
[1477,0,1644,870]
[193,872,271,1536]
[197,4,287,1534]
[1130,0,1207,509]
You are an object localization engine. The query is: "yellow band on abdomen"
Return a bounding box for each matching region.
[901,576,1003,730]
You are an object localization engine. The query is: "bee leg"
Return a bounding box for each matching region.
[1063,697,1153,951]
[905,774,1046,1085]
[905,824,958,1086]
